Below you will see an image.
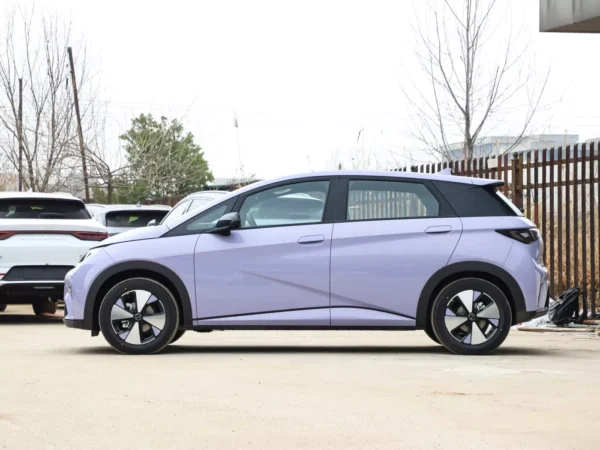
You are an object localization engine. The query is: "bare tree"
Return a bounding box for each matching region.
[405,0,550,161]
[0,7,99,194]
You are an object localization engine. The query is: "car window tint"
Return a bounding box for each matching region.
[161,200,190,224]
[347,180,439,220]
[106,210,169,228]
[185,203,230,232]
[0,199,90,219]
[239,181,329,229]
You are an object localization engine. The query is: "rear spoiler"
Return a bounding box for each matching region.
[435,167,504,187]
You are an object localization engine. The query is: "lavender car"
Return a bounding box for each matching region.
[64,171,549,355]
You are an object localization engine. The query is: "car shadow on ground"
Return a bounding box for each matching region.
[71,344,555,357]
[0,312,64,325]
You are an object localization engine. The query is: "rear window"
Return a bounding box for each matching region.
[0,199,90,219]
[106,210,169,228]
[432,181,519,217]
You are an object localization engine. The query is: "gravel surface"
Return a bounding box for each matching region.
[1,305,599,449]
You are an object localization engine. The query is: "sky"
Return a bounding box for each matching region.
[5,0,600,180]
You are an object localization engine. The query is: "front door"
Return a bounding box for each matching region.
[330,178,462,326]
[193,179,335,327]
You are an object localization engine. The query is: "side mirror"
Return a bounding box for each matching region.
[147,219,157,226]
[210,212,241,236]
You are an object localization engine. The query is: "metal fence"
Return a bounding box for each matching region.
[396,143,600,317]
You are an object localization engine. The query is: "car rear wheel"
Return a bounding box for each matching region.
[32,300,58,315]
[98,278,180,355]
[0,304,6,312]
[430,278,512,355]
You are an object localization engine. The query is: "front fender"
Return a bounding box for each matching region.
[83,260,194,330]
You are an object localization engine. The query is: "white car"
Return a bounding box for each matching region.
[86,204,171,237]
[0,192,107,315]
[157,190,229,226]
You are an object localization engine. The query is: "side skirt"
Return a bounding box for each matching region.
[190,325,418,331]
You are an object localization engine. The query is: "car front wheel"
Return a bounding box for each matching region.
[0,304,6,312]
[98,278,180,355]
[430,278,512,355]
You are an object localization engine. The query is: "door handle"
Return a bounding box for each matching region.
[298,235,325,244]
[425,225,452,234]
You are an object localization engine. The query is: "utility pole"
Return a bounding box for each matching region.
[17,78,23,191]
[67,47,90,202]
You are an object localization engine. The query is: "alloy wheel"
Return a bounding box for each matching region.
[110,290,166,345]
[444,289,500,345]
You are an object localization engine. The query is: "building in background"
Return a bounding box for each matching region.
[540,0,600,33]
[446,134,579,161]
[204,177,261,191]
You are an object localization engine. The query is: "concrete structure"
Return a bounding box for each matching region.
[540,0,600,33]
[446,134,579,161]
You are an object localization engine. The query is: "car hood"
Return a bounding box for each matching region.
[98,224,168,246]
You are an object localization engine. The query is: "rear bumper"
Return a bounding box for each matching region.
[0,281,64,303]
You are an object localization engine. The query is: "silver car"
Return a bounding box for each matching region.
[87,204,172,237]
[157,191,229,226]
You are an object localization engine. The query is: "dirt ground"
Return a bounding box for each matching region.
[1,305,599,450]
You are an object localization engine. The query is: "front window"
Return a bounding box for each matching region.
[0,199,90,219]
[239,181,329,228]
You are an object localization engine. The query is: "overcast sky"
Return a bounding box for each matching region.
[6,0,600,179]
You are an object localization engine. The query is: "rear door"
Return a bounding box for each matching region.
[330,177,462,326]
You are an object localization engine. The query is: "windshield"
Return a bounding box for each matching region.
[106,210,169,228]
[495,190,523,216]
[0,199,90,219]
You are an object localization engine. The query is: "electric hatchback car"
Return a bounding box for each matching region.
[64,171,548,355]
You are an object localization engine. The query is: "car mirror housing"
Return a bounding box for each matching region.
[209,212,241,236]
[147,219,157,226]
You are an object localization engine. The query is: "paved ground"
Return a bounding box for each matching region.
[1,305,599,450]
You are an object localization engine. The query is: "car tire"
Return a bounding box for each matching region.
[98,277,180,355]
[424,326,440,344]
[32,300,58,315]
[170,330,186,344]
[0,304,6,312]
[430,278,512,355]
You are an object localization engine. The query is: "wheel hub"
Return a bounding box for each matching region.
[109,289,167,345]
[444,289,500,345]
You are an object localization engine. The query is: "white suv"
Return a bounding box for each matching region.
[0,192,107,315]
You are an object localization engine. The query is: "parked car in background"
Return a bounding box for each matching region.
[87,204,171,237]
[156,191,229,226]
[64,171,548,355]
[0,192,107,315]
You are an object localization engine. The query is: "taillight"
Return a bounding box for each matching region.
[496,228,540,244]
[0,231,107,241]
[72,231,108,241]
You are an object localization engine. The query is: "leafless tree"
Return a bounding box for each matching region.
[405,0,550,161]
[0,7,99,193]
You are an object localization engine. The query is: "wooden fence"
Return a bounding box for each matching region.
[396,143,599,317]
